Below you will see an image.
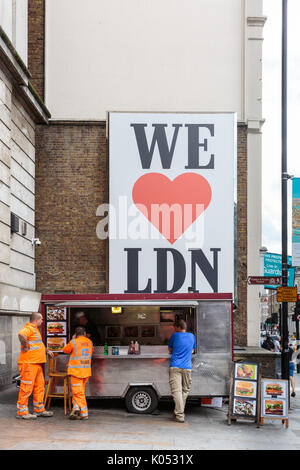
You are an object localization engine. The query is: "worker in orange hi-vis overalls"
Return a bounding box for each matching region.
[63,326,94,420]
[17,312,54,420]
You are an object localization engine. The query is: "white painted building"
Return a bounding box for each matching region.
[0,0,49,385]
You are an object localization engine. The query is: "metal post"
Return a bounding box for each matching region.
[296,318,300,373]
[281,0,290,381]
[279,303,282,336]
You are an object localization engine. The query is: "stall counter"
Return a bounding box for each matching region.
[92,345,171,359]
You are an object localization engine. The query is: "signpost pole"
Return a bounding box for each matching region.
[281,0,290,382]
[296,318,300,374]
[279,304,282,337]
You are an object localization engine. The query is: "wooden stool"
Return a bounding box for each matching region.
[44,353,71,415]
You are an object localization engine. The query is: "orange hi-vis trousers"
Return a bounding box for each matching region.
[17,364,46,416]
[70,376,89,417]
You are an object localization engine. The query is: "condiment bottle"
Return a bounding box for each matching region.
[128,341,135,354]
[104,342,108,355]
[134,341,139,355]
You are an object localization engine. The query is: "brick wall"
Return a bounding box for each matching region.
[35,122,108,293]
[235,125,248,346]
[234,350,278,379]
[28,0,45,99]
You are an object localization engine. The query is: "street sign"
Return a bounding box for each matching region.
[263,253,295,289]
[277,286,298,303]
[247,276,281,286]
[297,314,300,322]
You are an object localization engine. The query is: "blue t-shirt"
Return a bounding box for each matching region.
[168,332,196,369]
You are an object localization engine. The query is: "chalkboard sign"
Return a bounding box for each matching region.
[228,361,260,425]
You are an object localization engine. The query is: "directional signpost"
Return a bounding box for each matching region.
[247,276,282,286]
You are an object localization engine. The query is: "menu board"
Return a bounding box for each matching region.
[46,305,67,353]
[229,362,259,421]
[261,379,288,420]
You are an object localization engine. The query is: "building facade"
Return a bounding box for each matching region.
[30,1,265,348]
[0,1,50,385]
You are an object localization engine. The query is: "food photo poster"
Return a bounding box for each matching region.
[263,399,286,418]
[233,398,256,417]
[47,322,67,336]
[262,379,287,398]
[234,363,258,380]
[47,337,67,352]
[47,306,67,321]
[234,380,257,399]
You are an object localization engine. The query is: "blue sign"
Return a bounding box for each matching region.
[264,252,295,289]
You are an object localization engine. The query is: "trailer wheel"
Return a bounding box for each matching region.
[125,386,158,414]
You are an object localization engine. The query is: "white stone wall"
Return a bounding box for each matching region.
[0,0,28,66]
[0,66,38,296]
[45,0,244,120]
[244,0,266,346]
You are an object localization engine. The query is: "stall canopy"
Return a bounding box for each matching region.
[54,300,199,307]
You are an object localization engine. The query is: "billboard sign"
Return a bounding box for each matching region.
[107,112,236,294]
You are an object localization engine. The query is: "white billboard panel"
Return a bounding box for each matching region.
[108,112,236,294]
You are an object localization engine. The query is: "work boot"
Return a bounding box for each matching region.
[34,411,54,417]
[80,416,88,420]
[16,413,37,420]
[69,413,81,420]
[69,407,80,420]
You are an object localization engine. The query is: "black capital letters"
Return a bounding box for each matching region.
[124,248,152,293]
[189,248,221,292]
[131,123,182,169]
[154,248,186,293]
[185,124,215,169]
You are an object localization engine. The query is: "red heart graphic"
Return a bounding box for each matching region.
[132,173,212,244]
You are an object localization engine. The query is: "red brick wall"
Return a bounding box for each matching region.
[35,122,108,293]
[28,0,45,99]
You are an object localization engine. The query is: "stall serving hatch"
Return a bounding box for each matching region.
[41,293,233,414]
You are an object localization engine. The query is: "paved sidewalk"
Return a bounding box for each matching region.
[1,374,300,450]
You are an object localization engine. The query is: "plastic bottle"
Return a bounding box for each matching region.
[129,341,135,354]
[104,342,108,355]
[134,341,140,355]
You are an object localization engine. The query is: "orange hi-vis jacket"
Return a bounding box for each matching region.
[63,336,93,378]
[18,323,46,364]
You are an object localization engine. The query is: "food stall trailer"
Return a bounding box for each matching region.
[41,293,233,414]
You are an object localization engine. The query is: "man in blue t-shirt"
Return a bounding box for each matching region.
[168,319,196,423]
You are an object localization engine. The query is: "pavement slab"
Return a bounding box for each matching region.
[1,374,300,450]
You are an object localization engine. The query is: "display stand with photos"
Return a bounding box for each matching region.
[260,378,289,428]
[228,361,261,427]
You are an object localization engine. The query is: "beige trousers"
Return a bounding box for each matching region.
[169,367,192,420]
